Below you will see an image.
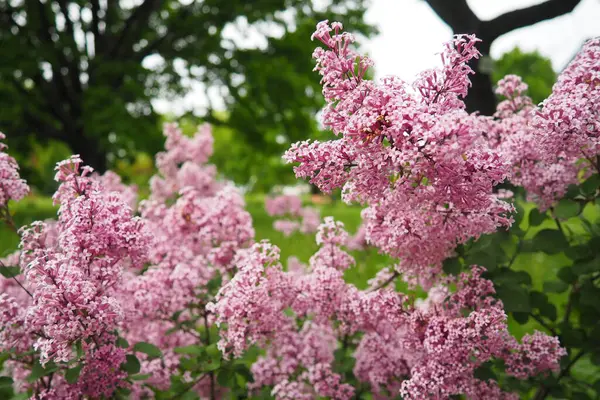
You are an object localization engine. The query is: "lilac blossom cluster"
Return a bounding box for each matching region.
[265,194,320,236]
[1,155,151,398]
[0,133,29,208]
[121,123,255,397]
[284,21,513,285]
[488,38,600,209]
[2,19,595,400]
[0,123,254,399]
[209,218,564,399]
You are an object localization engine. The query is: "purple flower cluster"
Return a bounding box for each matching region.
[285,21,513,285]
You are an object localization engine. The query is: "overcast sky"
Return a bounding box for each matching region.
[365,0,600,80]
[153,0,600,115]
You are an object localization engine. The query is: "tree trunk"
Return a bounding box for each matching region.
[69,129,107,172]
[423,0,583,116]
[464,45,497,116]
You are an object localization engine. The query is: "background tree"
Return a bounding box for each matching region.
[423,0,581,115]
[0,0,374,176]
[493,47,557,105]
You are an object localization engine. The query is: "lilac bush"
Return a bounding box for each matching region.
[1,21,599,400]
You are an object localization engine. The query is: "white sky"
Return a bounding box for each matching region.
[153,0,600,115]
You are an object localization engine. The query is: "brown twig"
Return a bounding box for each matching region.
[533,350,586,400]
[368,271,400,292]
[0,260,32,298]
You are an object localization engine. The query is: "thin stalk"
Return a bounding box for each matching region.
[533,350,586,400]
[204,313,216,400]
[368,271,400,292]
[0,260,32,298]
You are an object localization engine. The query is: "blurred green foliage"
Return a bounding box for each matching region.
[493,47,557,105]
[0,0,374,191]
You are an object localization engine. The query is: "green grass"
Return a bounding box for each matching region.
[0,197,58,258]
[245,196,393,290]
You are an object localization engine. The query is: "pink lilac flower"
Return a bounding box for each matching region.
[121,122,254,394]
[93,170,138,210]
[489,40,600,209]
[20,157,152,366]
[265,194,321,236]
[210,219,564,399]
[285,21,513,283]
[0,132,29,207]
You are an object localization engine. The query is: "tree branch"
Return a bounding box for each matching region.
[56,1,83,102]
[89,0,102,52]
[483,0,582,43]
[33,0,80,117]
[423,0,480,33]
[368,271,400,292]
[107,0,162,59]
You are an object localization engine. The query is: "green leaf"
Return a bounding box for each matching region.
[206,344,221,360]
[512,312,529,325]
[0,376,13,388]
[179,356,199,371]
[122,354,141,374]
[116,337,129,349]
[207,275,223,293]
[234,363,254,383]
[0,266,20,278]
[540,303,557,321]
[560,327,585,348]
[201,358,221,372]
[217,369,233,386]
[579,307,600,328]
[564,184,580,199]
[565,245,593,261]
[512,202,525,227]
[473,361,496,381]
[442,258,461,276]
[130,373,152,381]
[528,208,547,226]
[496,286,531,313]
[471,235,494,251]
[573,257,600,275]
[557,267,577,284]
[543,280,568,293]
[580,282,600,311]
[572,392,592,400]
[133,342,162,358]
[464,251,498,271]
[581,174,600,195]
[200,344,222,372]
[74,340,84,358]
[65,365,82,384]
[593,378,600,393]
[554,199,581,219]
[27,361,58,383]
[532,229,568,254]
[529,291,548,308]
[174,345,204,356]
[115,387,132,399]
[492,268,531,286]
